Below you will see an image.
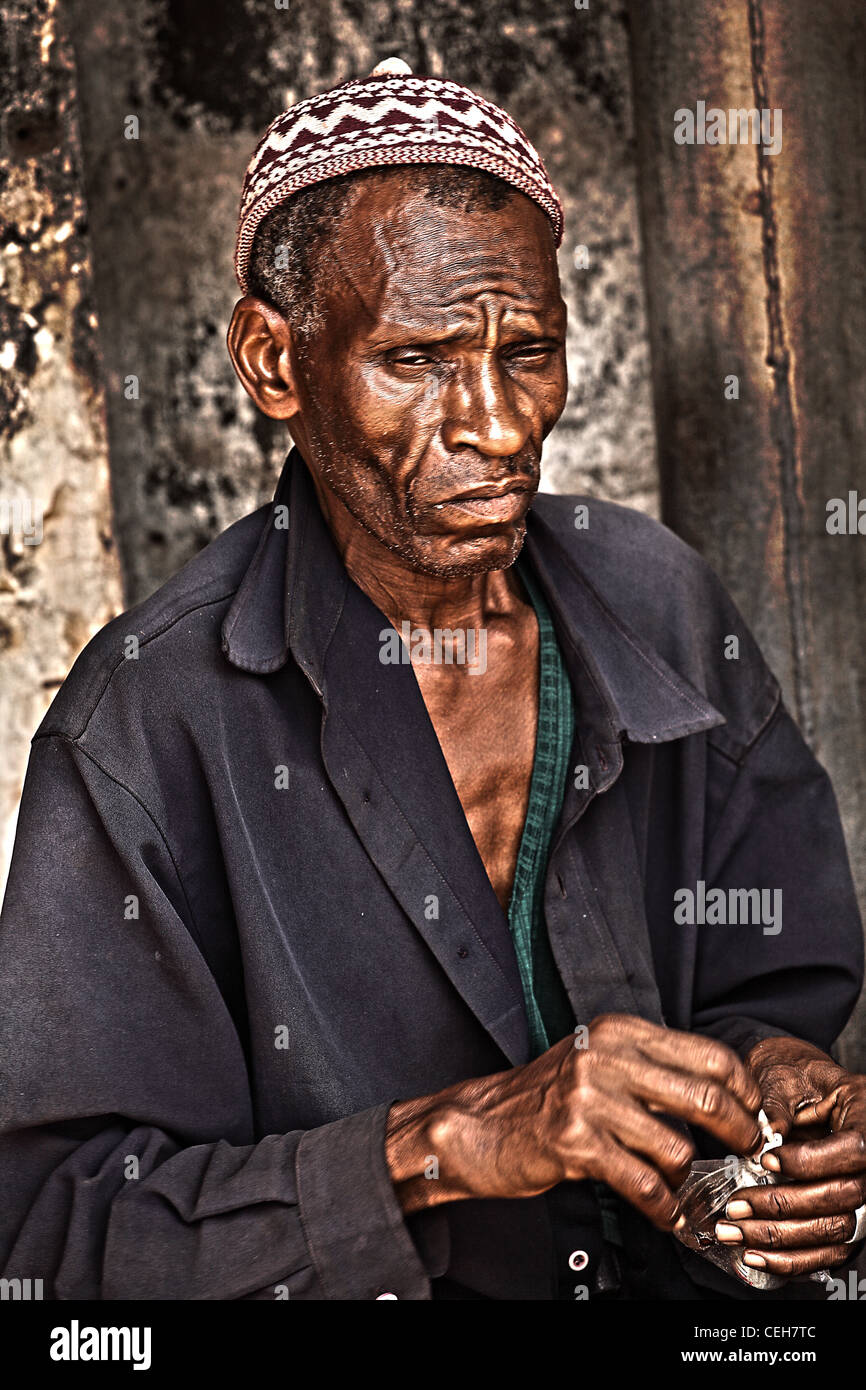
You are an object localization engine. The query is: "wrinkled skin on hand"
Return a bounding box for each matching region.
[385,1015,866,1291]
[716,1037,866,1278]
[386,1014,764,1224]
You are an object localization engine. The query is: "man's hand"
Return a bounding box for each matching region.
[716,1037,866,1277]
[385,1014,762,1228]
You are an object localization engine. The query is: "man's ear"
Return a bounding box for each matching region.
[226,295,300,420]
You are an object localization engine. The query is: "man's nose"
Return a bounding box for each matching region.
[441,354,532,457]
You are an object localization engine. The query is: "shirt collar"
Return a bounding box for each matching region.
[221,447,725,749]
[221,445,345,688]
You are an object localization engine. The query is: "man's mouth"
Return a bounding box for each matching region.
[432,481,536,525]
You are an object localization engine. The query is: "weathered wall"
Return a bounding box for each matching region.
[0,0,123,881]
[67,0,658,606]
[628,0,866,1066]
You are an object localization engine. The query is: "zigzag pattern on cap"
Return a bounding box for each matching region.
[234,62,564,293]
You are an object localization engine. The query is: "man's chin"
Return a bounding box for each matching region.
[401,522,527,578]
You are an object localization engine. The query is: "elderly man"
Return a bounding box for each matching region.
[1,59,864,1302]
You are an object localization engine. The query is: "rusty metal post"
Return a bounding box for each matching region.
[627,0,866,1065]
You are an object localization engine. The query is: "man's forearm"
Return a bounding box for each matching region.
[385,1095,458,1213]
[384,1067,515,1213]
[386,1017,769,1229]
[383,1067,522,1212]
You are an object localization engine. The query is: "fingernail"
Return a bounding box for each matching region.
[715,1222,743,1243]
[674,1213,688,1233]
[726,1200,753,1219]
[762,1153,781,1172]
[743,1252,766,1268]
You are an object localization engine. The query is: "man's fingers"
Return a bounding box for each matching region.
[758,1094,797,1141]
[718,1212,857,1249]
[597,1096,696,1187]
[740,1243,853,1277]
[610,1056,761,1154]
[776,1130,866,1180]
[595,1142,680,1230]
[591,1016,762,1112]
[629,1023,763,1113]
[791,1091,839,1128]
[726,1175,866,1221]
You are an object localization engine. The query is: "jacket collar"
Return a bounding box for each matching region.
[222,447,725,752]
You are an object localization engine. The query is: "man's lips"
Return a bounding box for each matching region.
[430,482,536,525]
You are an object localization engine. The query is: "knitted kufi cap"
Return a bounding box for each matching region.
[234,57,564,293]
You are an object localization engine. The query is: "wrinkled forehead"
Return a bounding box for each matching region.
[324,175,563,331]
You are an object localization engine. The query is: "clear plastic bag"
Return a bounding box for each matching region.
[673,1153,785,1289]
[673,1108,787,1290]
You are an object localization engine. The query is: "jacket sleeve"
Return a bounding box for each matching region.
[0,733,430,1300]
[690,699,864,1060]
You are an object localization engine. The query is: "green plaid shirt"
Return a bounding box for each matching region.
[508,557,577,1059]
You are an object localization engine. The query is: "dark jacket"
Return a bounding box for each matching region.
[0,448,861,1300]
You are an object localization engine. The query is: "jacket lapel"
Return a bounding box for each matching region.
[553,777,668,1026]
[523,510,726,1030]
[286,455,531,1065]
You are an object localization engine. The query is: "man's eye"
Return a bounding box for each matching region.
[390,353,433,367]
[508,345,554,360]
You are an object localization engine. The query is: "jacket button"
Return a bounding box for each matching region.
[457,945,468,959]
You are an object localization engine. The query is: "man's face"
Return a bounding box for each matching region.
[288,172,568,577]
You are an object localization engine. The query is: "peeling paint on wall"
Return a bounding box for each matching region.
[0,0,123,886]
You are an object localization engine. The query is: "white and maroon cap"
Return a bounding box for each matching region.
[234,57,564,293]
